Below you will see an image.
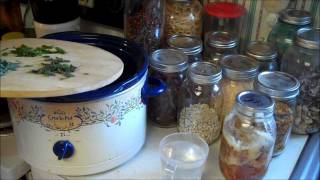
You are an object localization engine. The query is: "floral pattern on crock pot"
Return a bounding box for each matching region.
[9,97,144,131]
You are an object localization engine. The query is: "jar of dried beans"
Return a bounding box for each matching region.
[245,41,278,72]
[148,49,188,127]
[167,35,203,63]
[164,0,202,39]
[204,31,238,65]
[124,0,165,54]
[219,91,276,180]
[178,62,223,144]
[281,28,320,134]
[254,71,300,156]
[220,55,259,122]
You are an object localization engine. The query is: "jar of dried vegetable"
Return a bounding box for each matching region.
[124,0,165,54]
[281,28,320,134]
[245,41,278,72]
[204,31,238,65]
[148,49,188,127]
[178,62,223,144]
[254,71,300,156]
[164,0,202,39]
[220,55,259,122]
[219,91,276,180]
[267,9,311,59]
[167,35,203,63]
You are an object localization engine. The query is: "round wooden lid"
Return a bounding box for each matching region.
[0,38,124,98]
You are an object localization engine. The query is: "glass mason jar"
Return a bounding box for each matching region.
[254,71,300,156]
[281,28,320,134]
[178,62,223,144]
[164,0,202,39]
[124,0,165,54]
[148,49,188,127]
[167,35,203,63]
[245,41,278,72]
[267,9,311,59]
[219,91,276,180]
[204,31,238,65]
[220,55,259,122]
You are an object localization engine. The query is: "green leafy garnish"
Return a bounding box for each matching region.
[30,57,77,78]
[2,44,66,57]
[0,59,20,77]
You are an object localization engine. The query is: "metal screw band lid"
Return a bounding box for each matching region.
[295,28,320,50]
[207,31,238,49]
[279,9,312,25]
[168,35,203,55]
[254,71,300,100]
[245,41,277,61]
[221,55,259,80]
[189,61,222,84]
[236,90,275,117]
[150,49,188,73]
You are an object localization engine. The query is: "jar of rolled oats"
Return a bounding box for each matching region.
[220,55,259,122]
[178,62,223,144]
[254,71,300,156]
[164,0,202,39]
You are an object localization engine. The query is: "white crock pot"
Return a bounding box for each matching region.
[7,32,165,176]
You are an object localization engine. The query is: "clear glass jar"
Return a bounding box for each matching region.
[281,28,320,134]
[167,35,203,63]
[124,0,165,54]
[204,31,238,65]
[219,91,276,180]
[178,62,223,144]
[220,55,259,122]
[267,9,311,59]
[148,49,188,127]
[245,41,278,72]
[254,71,300,156]
[164,0,202,39]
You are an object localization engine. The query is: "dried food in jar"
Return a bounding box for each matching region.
[165,0,202,39]
[124,8,144,43]
[178,103,221,144]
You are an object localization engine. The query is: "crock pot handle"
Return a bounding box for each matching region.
[142,77,167,104]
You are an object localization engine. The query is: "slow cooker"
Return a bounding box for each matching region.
[7,32,165,176]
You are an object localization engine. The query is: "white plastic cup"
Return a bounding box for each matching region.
[159,132,209,180]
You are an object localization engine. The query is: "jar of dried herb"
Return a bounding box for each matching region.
[178,62,223,144]
[220,55,259,122]
[254,71,300,156]
[167,35,203,63]
[148,49,188,127]
[204,31,238,65]
[164,0,202,39]
[245,41,278,72]
[281,28,320,134]
[220,91,276,180]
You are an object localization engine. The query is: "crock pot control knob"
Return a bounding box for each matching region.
[53,140,74,160]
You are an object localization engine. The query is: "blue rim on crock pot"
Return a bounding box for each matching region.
[36,31,165,103]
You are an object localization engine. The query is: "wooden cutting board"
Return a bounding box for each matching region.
[0,38,124,98]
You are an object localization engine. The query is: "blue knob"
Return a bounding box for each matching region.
[53,140,74,160]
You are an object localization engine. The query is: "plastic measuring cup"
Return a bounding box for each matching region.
[159,132,209,180]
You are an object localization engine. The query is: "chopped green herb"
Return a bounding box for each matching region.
[0,59,20,77]
[83,73,89,75]
[30,57,77,78]
[2,44,66,57]
[23,64,33,67]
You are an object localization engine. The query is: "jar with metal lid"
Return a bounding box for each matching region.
[167,35,203,63]
[245,41,278,72]
[178,62,223,144]
[267,9,312,59]
[254,71,300,156]
[164,0,202,39]
[219,91,276,180]
[220,55,259,122]
[281,28,320,134]
[204,31,238,65]
[148,49,188,127]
